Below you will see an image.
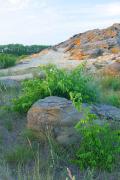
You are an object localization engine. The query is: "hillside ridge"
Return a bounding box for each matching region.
[55,23,120,60]
[0,23,120,77]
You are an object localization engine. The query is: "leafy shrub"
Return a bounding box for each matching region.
[74,115,120,170]
[13,79,50,112]
[0,53,17,68]
[72,95,120,171]
[13,64,100,112]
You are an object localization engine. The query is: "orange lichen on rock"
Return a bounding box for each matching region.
[87,32,95,42]
[111,47,120,54]
[73,38,81,46]
[70,50,88,60]
[104,30,117,37]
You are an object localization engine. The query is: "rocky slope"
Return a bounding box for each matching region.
[0,23,120,83]
[56,23,120,60]
[18,23,120,74]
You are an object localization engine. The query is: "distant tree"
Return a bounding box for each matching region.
[0,44,50,56]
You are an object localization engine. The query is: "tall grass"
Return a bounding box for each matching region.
[100,76,120,91]
[99,75,120,107]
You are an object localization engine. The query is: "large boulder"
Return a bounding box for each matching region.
[27,96,120,145]
[27,96,84,145]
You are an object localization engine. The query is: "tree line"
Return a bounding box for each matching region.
[0,44,50,56]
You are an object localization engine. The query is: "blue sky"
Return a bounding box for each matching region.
[0,0,120,45]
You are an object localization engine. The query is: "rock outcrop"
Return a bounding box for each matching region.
[56,23,120,60]
[27,96,120,145]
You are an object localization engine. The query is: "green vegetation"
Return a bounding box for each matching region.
[0,44,49,69]
[13,64,99,112]
[3,120,13,132]
[0,44,50,56]
[70,93,120,171]
[99,76,120,107]
[74,112,120,171]
[21,129,38,142]
[101,76,120,91]
[0,64,120,179]
[5,145,35,164]
[0,53,17,68]
[104,92,120,107]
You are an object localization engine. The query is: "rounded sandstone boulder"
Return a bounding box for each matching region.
[27,96,83,145]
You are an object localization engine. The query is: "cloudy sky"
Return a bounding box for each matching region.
[0,0,120,45]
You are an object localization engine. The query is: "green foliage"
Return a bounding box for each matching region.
[0,44,50,56]
[72,97,120,171]
[0,53,17,68]
[0,44,50,68]
[13,78,50,112]
[5,145,35,164]
[70,92,82,111]
[13,64,99,113]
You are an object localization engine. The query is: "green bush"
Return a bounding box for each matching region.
[74,115,120,170]
[13,64,100,113]
[71,94,120,171]
[0,53,17,68]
